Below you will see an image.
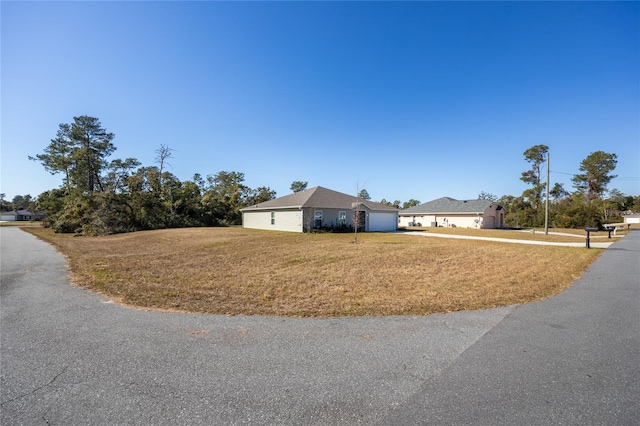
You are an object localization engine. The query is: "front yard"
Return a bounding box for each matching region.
[25,226,603,317]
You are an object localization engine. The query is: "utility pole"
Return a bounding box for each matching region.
[545,150,550,235]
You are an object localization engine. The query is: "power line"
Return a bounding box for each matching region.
[550,170,640,180]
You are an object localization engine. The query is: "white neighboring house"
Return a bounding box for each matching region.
[623,213,640,224]
[0,210,42,222]
[241,186,399,233]
[399,197,504,229]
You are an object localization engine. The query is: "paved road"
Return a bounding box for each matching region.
[382,229,640,425]
[1,228,638,425]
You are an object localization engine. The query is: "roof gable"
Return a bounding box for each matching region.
[242,186,398,212]
[401,197,494,214]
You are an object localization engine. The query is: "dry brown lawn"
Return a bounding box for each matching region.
[24,227,604,317]
[0,221,41,227]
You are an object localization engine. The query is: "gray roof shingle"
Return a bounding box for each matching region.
[400,197,494,214]
[241,186,398,212]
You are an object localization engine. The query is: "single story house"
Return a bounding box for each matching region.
[399,197,504,229]
[241,186,399,233]
[0,210,42,222]
[623,213,640,224]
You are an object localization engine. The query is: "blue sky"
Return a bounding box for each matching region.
[2,1,639,204]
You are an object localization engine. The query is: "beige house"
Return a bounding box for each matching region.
[241,186,399,233]
[399,197,504,229]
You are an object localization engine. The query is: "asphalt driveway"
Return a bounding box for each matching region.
[1,227,638,425]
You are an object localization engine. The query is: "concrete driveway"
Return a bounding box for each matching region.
[1,227,638,424]
[394,229,615,248]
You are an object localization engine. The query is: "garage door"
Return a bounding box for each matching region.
[368,213,397,232]
[483,216,495,229]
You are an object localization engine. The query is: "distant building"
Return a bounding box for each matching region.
[0,210,44,222]
[241,186,398,233]
[623,213,640,224]
[399,197,504,229]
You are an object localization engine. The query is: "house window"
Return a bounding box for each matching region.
[314,210,323,228]
[338,211,346,226]
[270,212,275,225]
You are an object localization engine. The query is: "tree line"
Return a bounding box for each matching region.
[14,116,640,235]
[24,116,276,234]
[495,144,639,228]
[0,194,37,212]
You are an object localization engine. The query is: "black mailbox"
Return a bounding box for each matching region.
[605,226,614,238]
[585,227,598,248]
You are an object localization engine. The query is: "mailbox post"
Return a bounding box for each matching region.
[585,227,598,249]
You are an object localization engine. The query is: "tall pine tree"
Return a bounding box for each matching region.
[31,116,115,194]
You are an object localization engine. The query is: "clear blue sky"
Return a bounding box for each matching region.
[2,1,639,204]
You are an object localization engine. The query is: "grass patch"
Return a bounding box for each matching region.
[24,226,604,317]
[0,221,41,227]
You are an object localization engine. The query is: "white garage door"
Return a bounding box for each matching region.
[368,213,397,232]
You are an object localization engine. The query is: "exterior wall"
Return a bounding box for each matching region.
[307,209,397,232]
[242,210,271,230]
[399,206,504,229]
[399,213,490,228]
[242,209,303,233]
[302,208,358,230]
[434,214,482,228]
[305,208,347,229]
[398,214,436,227]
